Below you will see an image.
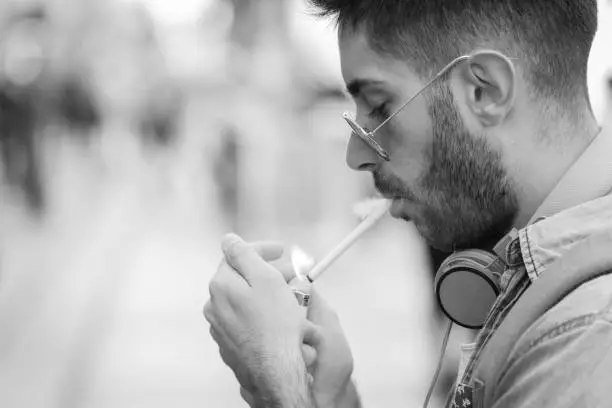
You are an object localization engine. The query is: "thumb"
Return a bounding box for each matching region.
[222,233,273,284]
[252,241,285,262]
[305,288,341,328]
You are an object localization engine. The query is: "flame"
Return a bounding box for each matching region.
[290,245,315,281]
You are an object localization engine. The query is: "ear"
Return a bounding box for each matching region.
[458,50,516,127]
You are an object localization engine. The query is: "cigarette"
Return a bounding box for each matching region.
[306,199,390,282]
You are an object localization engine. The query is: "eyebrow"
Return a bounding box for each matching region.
[345,79,387,97]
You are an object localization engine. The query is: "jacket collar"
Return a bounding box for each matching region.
[518,125,612,281]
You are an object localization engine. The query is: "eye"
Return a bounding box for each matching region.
[369,103,389,121]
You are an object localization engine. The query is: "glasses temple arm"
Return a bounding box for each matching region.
[371,55,471,135]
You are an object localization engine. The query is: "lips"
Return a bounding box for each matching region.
[376,190,401,200]
[373,180,406,201]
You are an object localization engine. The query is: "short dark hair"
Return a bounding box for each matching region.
[308,0,598,105]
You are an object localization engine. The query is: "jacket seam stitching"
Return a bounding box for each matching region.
[498,313,599,383]
[521,229,538,281]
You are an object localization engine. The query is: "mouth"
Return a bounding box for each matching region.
[378,191,394,199]
[376,190,402,200]
[371,173,414,220]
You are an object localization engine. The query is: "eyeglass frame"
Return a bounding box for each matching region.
[342,55,471,161]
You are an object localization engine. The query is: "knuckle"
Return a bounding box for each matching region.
[219,347,232,366]
[240,387,255,407]
[202,301,214,322]
[208,276,224,297]
[226,241,246,260]
[209,328,221,346]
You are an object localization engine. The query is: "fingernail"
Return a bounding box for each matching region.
[221,233,243,254]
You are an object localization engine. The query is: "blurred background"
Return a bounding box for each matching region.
[0,0,610,407]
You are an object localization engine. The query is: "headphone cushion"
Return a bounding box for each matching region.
[434,250,504,329]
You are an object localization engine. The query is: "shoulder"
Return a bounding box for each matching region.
[490,272,612,407]
[500,230,612,375]
[512,271,612,357]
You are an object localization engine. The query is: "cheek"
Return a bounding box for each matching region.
[384,125,430,189]
[385,101,432,165]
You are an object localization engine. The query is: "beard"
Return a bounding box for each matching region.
[374,84,519,252]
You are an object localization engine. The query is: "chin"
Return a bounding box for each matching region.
[422,237,455,253]
[414,222,456,252]
[426,239,455,253]
[389,198,416,220]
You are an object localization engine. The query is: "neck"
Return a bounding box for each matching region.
[512,112,600,229]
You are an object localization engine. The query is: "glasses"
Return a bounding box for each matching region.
[342,55,471,161]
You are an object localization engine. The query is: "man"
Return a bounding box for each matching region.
[204,1,612,407]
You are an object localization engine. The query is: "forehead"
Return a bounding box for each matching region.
[338,28,419,89]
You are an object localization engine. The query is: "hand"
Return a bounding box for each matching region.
[302,288,354,408]
[204,234,313,406]
[238,266,354,408]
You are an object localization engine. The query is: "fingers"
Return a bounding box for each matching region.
[208,260,247,304]
[222,234,280,285]
[240,386,256,407]
[208,324,232,367]
[204,304,226,353]
[209,324,220,343]
[255,241,296,282]
[302,320,325,350]
[209,239,285,302]
[301,343,317,367]
[252,241,284,262]
[269,259,298,283]
[305,288,341,328]
[203,301,214,324]
[222,234,297,283]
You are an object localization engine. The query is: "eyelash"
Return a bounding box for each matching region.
[369,103,389,120]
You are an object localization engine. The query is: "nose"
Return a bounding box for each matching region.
[345,132,379,171]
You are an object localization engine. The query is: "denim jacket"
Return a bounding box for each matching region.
[449,126,612,408]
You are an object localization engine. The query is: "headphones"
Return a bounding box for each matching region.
[433,229,519,329]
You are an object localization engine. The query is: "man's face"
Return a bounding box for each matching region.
[339,30,519,251]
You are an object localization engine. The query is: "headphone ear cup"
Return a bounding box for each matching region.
[434,250,505,329]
